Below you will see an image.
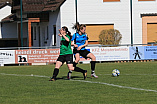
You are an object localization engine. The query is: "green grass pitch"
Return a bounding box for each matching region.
[0,61,157,104]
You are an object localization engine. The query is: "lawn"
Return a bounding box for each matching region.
[0,61,157,104]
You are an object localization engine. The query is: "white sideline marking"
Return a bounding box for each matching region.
[0,73,49,78]
[98,74,157,76]
[72,80,157,93]
[0,73,157,93]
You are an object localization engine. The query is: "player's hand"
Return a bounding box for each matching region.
[74,44,78,48]
[77,46,82,50]
[58,34,62,37]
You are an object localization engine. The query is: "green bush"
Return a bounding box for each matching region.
[99,29,122,45]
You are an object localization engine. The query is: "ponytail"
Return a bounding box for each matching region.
[72,22,86,32]
[72,22,80,32]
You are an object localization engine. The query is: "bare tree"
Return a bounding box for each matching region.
[99,29,122,45]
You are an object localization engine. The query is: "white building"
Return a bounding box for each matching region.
[60,0,157,45]
[0,2,18,47]
[0,2,11,38]
[1,0,157,47]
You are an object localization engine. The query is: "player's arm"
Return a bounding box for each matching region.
[62,34,70,42]
[83,33,89,47]
[71,41,78,47]
[71,34,78,47]
[77,34,88,50]
[77,40,88,50]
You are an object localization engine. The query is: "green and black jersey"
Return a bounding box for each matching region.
[60,34,72,55]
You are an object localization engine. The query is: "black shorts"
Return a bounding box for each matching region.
[57,54,73,64]
[73,48,90,59]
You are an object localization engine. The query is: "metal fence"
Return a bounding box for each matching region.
[0,43,156,50]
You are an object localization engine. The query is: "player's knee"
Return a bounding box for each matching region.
[75,58,80,63]
[69,67,74,71]
[92,55,96,61]
[55,67,60,69]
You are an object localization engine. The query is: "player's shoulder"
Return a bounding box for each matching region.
[72,32,79,36]
[82,33,88,37]
[66,34,70,38]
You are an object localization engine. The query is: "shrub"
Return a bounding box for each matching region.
[99,29,122,45]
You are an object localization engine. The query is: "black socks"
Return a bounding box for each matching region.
[70,61,86,73]
[52,68,59,79]
[68,61,96,74]
[91,61,96,74]
[68,67,85,74]
[74,67,86,73]
[73,62,78,67]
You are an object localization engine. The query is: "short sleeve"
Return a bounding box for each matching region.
[71,33,76,41]
[85,33,89,40]
[66,34,71,40]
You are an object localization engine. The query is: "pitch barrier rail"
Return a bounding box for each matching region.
[0,44,156,66]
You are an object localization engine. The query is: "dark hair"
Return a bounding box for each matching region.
[72,22,86,32]
[62,26,72,39]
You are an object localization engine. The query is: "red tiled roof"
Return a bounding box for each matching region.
[12,0,66,13]
[2,0,66,22]
[22,0,45,13]
[0,2,11,9]
[43,0,65,12]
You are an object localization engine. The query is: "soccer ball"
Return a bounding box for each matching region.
[112,69,120,77]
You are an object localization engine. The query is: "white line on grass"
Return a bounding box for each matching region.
[72,80,157,93]
[0,73,157,93]
[98,74,157,76]
[0,73,49,78]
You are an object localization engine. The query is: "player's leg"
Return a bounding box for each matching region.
[49,55,64,81]
[67,64,87,80]
[67,53,79,78]
[66,54,87,80]
[66,54,74,80]
[86,52,98,78]
[73,53,80,67]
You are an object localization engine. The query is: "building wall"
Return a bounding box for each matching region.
[1,23,17,38]
[0,23,1,38]
[60,0,76,35]
[1,0,157,47]
[0,5,11,38]
[0,5,11,21]
[48,9,61,47]
[133,0,157,44]
[60,0,157,45]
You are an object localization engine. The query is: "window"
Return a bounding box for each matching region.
[103,0,120,2]
[13,0,20,6]
[86,24,114,44]
[138,0,155,1]
[31,26,33,46]
[47,26,49,40]
[147,23,157,43]
[34,27,36,40]
[53,25,56,46]
[38,26,41,47]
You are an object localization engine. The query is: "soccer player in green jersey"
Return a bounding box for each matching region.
[49,26,87,81]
